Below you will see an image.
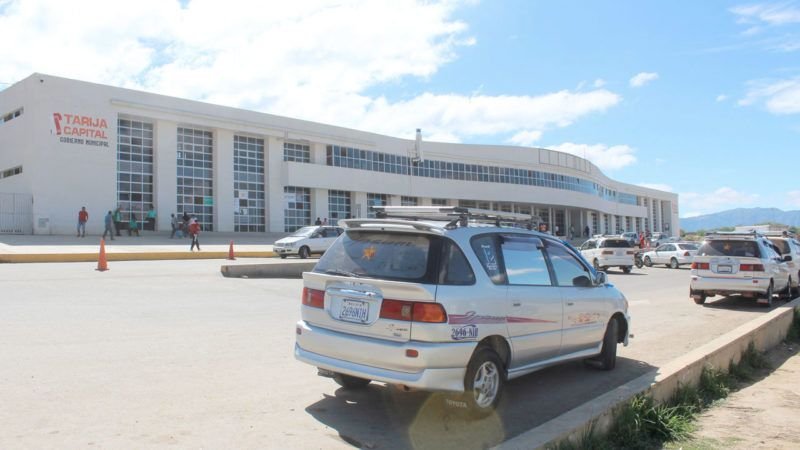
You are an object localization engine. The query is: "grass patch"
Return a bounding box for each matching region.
[549,342,772,450]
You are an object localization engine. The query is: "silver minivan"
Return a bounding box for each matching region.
[294,207,631,416]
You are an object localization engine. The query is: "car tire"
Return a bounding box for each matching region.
[299,246,310,259]
[761,282,774,307]
[333,373,371,389]
[691,290,706,304]
[793,273,800,298]
[461,348,505,418]
[622,266,632,274]
[279,254,287,259]
[669,258,679,269]
[644,256,653,267]
[593,318,618,370]
[593,259,600,271]
[781,277,793,301]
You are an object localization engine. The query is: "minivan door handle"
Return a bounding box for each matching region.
[512,302,521,307]
[566,302,575,306]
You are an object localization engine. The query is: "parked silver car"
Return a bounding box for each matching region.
[273,225,343,259]
[294,207,631,417]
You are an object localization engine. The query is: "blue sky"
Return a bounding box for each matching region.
[1,0,799,217]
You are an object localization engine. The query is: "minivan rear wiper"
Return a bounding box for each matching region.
[323,269,362,278]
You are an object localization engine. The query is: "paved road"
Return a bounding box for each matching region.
[0,261,786,449]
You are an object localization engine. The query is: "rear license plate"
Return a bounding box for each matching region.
[717,265,732,274]
[339,299,369,323]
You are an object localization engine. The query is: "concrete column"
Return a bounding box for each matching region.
[154,120,178,231]
[654,199,662,232]
[313,188,329,225]
[389,195,401,206]
[353,192,368,218]
[266,136,285,232]
[214,129,235,232]
[311,142,326,164]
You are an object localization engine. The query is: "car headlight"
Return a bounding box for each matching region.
[284,243,294,248]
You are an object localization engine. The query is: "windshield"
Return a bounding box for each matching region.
[289,226,318,237]
[678,243,699,250]
[698,240,761,258]
[314,230,435,282]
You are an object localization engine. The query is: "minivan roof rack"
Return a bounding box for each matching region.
[704,230,763,239]
[370,206,540,230]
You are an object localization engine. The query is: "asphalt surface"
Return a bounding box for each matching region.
[0,259,789,449]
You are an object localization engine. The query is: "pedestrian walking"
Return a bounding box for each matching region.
[113,206,122,236]
[170,213,181,238]
[584,225,590,238]
[189,218,201,251]
[182,211,191,238]
[102,210,115,240]
[77,206,89,237]
[128,213,140,236]
[146,205,157,231]
[314,217,322,225]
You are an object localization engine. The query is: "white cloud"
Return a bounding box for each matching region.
[0,0,621,143]
[547,142,636,171]
[636,183,674,192]
[507,130,543,146]
[731,3,800,26]
[679,187,760,216]
[788,190,800,207]
[739,78,800,114]
[593,78,606,88]
[716,94,728,102]
[629,72,659,88]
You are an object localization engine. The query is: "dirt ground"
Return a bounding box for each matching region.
[669,341,800,450]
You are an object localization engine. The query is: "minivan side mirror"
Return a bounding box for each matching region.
[784,255,793,262]
[594,271,608,286]
[573,275,592,287]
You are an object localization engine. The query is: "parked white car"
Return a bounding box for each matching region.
[273,225,344,259]
[690,232,792,306]
[579,236,636,273]
[642,242,699,269]
[766,234,800,297]
[294,206,631,417]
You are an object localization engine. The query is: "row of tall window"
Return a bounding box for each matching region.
[326,145,640,206]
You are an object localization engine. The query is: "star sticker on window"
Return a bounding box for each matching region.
[363,246,376,260]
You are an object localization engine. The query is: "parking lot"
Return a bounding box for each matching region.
[0,259,785,449]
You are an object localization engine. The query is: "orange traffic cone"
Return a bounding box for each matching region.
[96,238,109,271]
[227,240,236,260]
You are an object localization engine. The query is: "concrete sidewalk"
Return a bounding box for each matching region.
[0,231,287,263]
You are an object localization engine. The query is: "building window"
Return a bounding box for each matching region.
[284,186,310,232]
[284,142,310,163]
[1,107,23,124]
[366,193,388,218]
[117,118,154,228]
[325,145,639,206]
[177,127,214,231]
[328,190,351,221]
[0,165,22,179]
[431,198,448,206]
[234,135,265,232]
[401,196,418,206]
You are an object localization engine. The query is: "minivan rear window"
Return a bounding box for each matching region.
[697,240,761,258]
[600,239,631,248]
[314,230,435,282]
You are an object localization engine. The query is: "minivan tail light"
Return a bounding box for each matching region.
[380,299,447,323]
[379,299,413,321]
[412,303,448,323]
[692,262,709,270]
[740,264,765,272]
[302,288,325,309]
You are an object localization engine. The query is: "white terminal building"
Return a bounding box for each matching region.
[0,73,679,237]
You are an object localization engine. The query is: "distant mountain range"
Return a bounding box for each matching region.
[680,208,800,232]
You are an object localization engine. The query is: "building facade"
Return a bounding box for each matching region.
[0,73,679,236]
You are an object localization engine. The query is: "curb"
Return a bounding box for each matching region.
[496,298,800,450]
[0,251,276,263]
[220,261,317,278]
